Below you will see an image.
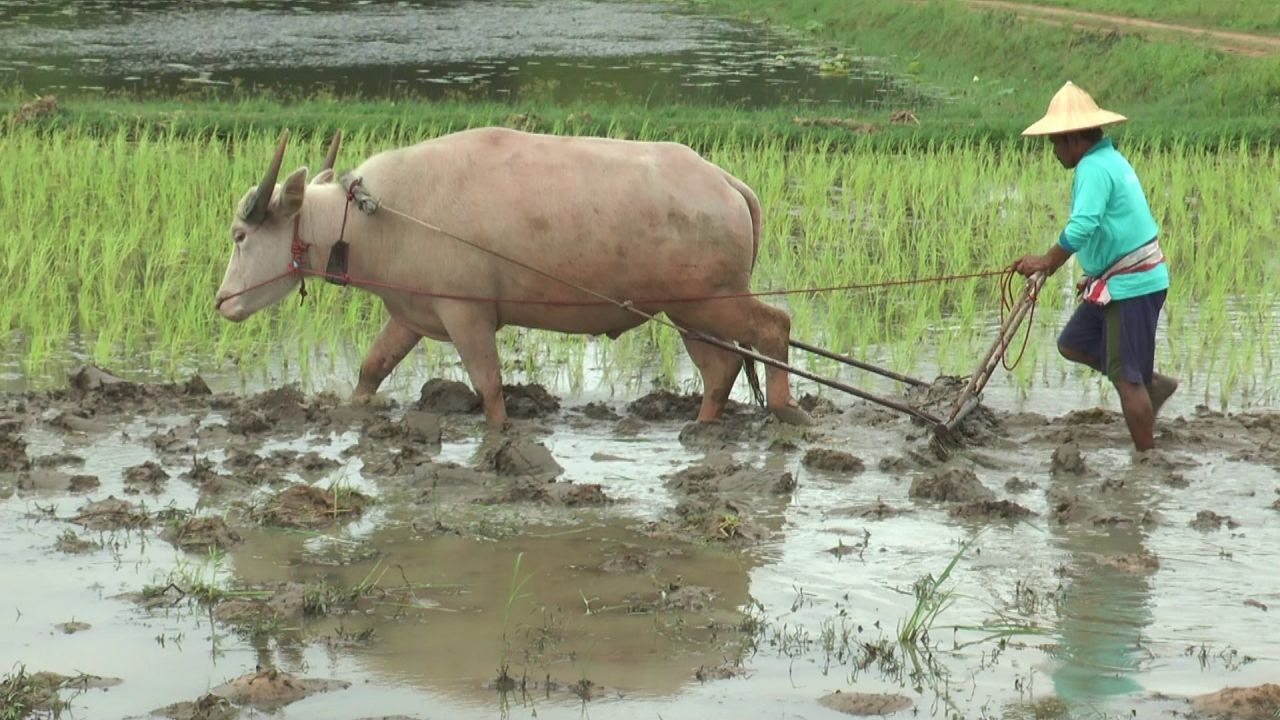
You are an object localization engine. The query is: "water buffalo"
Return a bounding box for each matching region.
[215,128,811,427]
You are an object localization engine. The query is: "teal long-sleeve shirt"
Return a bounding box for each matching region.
[1056,138,1168,300]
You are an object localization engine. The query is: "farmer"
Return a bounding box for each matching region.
[1011,81,1177,451]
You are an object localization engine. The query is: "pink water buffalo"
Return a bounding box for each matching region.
[215,127,810,427]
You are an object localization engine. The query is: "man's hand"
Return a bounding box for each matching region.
[1011,253,1051,277]
[1011,245,1071,277]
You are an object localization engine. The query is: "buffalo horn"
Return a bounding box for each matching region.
[244,129,290,225]
[320,130,342,173]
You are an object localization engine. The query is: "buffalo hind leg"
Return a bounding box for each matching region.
[679,335,744,421]
[669,299,811,426]
[354,317,422,402]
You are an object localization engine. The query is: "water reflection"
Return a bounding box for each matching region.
[1050,461,1159,708]
[0,0,915,107]
[228,519,760,708]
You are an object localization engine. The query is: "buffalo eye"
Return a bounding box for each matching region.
[233,230,247,244]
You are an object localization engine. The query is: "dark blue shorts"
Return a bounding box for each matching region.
[1058,290,1166,385]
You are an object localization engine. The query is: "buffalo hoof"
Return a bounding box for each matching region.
[771,403,813,426]
[350,392,389,407]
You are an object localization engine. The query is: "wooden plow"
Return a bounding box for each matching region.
[687,272,1046,438]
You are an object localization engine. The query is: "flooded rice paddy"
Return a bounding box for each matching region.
[0,0,917,108]
[1,325,1278,719]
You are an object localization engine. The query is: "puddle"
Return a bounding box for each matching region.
[1,359,1277,719]
[0,0,919,108]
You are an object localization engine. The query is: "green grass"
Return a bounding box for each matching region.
[2,117,1276,406]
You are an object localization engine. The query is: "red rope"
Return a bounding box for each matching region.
[997,267,1038,371]
[295,264,1009,306]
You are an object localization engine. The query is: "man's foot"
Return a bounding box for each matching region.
[1147,373,1179,417]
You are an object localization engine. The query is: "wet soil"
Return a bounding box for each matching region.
[2,364,1279,718]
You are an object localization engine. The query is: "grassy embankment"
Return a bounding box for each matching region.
[1008,0,1280,33]
[697,0,1280,144]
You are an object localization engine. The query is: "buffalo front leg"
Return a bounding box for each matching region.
[353,317,422,402]
[437,303,507,427]
[669,299,811,426]
[679,335,743,421]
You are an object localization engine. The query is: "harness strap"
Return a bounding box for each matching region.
[324,178,361,286]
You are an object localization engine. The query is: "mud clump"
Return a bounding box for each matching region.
[903,376,1001,440]
[479,478,610,507]
[549,482,610,507]
[67,364,132,397]
[485,437,564,482]
[124,460,169,494]
[627,389,704,421]
[71,496,151,531]
[212,583,308,626]
[416,378,481,414]
[1190,683,1280,720]
[803,448,866,475]
[210,666,350,711]
[665,461,796,498]
[949,499,1034,521]
[677,415,765,449]
[161,516,244,552]
[226,408,272,435]
[797,392,840,416]
[255,484,369,528]
[16,470,95,494]
[54,530,100,554]
[578,402,620,421]
[244,386,309,427]
[1051,442,1089,476]
[818,689,914,716]
[361,410,443,451]
[1189,509,1238,531]
[1100,553,1160,573]
[503,383,561,418]
[832,500,908,520]
[661,583,716,612]
[0,420,30,471]
[154,693,237,720]
[0,668,120,717]
[55,620,91,634]
[909,467,995,503]
[414,379,558,418]
[1004,476,1037,493]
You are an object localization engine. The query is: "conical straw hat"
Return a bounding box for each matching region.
[1021,81,1127,136]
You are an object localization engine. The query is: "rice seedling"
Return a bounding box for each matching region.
[897,536,974,645]
[3,120,1275,408]
[0,664,66,720]
[496,552,535,690]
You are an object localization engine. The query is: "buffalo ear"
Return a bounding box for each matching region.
[310,168,335,186]
[274,167,309,218]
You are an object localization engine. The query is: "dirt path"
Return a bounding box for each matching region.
[962,0,1280,56]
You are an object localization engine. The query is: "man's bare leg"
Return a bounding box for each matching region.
[1147,372,1179,417]
[1115,380,1155,451]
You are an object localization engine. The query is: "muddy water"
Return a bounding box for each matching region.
[1,357,1278,720]
[0,0,913,108]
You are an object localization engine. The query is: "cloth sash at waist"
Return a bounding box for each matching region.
[1076,237,1164,306]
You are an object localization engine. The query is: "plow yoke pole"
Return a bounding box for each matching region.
[945,272,1045,430]
[683,329,947,433]
[789,339,929,387]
